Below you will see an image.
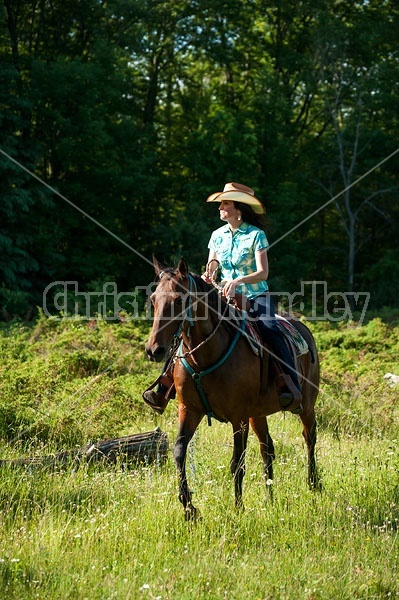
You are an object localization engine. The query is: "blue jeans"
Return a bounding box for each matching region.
[248,294,300,388]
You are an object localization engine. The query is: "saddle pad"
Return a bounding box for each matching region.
[275,315,309,356]
[243,321,263,357]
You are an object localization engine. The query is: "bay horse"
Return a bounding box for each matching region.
[145,257,320,520]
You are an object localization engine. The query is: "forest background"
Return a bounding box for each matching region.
[1,0,398,321]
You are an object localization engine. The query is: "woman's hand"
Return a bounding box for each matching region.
[201,271,213,283]
[202,257,220,284]
[223,279,241,298]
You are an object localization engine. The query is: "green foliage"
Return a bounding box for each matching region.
[0,287,33,320]
[0,442,398,598]
[310,318,399,437]
[0,313,398,450]
[0,316,158,449]
[360,250,399,308]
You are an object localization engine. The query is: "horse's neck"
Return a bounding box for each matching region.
[183,314,212,346]
[183,315,230,366]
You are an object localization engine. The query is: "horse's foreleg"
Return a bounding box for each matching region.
[301,411,320,490]
[231,420,249,509]
[250,416,275,500]
[173,409,203,521]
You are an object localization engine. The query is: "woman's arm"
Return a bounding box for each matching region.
[201,249,218,282]
[223,248,269,297]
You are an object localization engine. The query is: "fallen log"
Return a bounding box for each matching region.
[0,428,169,470]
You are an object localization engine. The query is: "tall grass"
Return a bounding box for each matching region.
[0,315,398,599]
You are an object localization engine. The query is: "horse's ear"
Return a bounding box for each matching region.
[152,255,166,277]
[177,257,189,279]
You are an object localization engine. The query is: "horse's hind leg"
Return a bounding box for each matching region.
[173,410,203,521]
[300,409,320,490]
[250,416,275,500]
[231,420,249,509]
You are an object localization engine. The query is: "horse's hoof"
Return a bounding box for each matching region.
[265,479,274,502]
[309,478,323,492]
[184,505,199,522]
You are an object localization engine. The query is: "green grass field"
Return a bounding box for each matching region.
[0,314,398,599]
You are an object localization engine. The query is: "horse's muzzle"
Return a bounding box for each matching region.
[145,344,166,363]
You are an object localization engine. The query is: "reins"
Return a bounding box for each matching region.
[178,298,231,359]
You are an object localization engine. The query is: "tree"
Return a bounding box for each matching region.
[310,0,399,301]
[1,0,398,318]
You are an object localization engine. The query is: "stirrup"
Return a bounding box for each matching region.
[279,392,303,415]
[142,389,168,415]
[142,374,175,414]
[275,372,303,414]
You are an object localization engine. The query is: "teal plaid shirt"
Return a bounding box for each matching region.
[208,222,269,299]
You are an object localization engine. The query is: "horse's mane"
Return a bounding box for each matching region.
[156,266,231,322]
[190,272,221,297]
[189,272,232,321]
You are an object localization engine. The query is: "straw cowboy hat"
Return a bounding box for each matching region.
[206,182,265,214]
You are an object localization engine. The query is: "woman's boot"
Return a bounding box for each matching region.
[142,369,175,415]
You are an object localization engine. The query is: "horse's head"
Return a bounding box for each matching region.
[145,257,192,362]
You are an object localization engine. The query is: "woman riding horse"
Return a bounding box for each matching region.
[143,182,302,415]
[144,256,320,517]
